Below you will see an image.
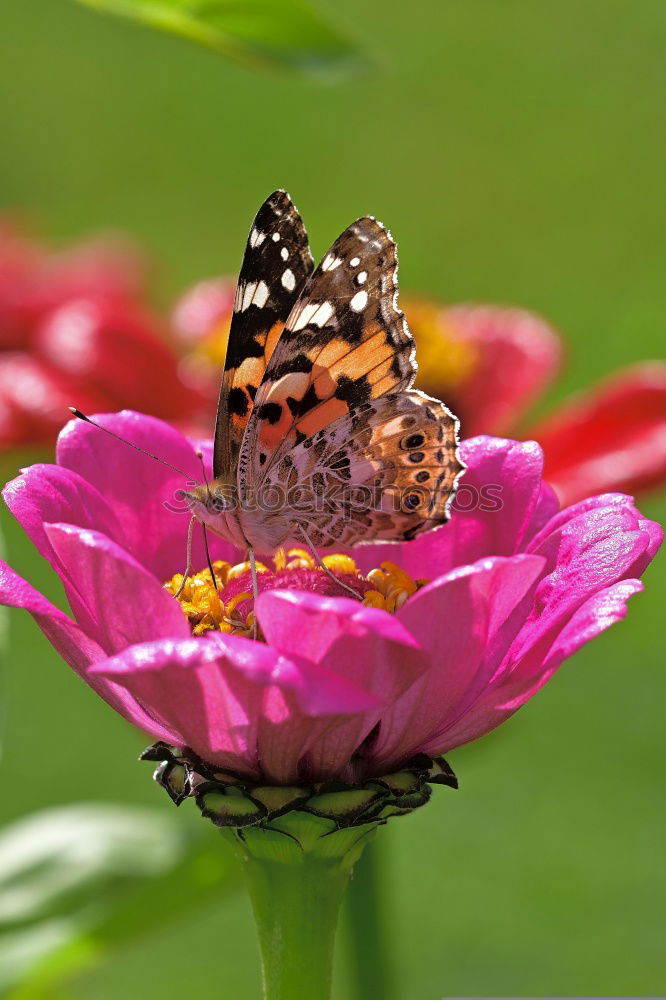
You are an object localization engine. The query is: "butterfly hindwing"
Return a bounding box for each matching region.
[213,190,313,480]
[238,216,416,489]
[261,390,464,549]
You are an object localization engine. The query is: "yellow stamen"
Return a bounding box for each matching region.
[227,559,268,580]
[227,591,253,615]
[273,547,287,571]
[285,548,315,570]
[165,550,427,640]
[322,554,358,574]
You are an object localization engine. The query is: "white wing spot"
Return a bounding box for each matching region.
[292,301,335,330]
[250,228,265,248]
[281,269,296,292]
[272,232,281,242]
[281,246,289,261]
[350,290,368,313]
[251,281,270,309]
[322,254,342,271]
[310,301,335,327]
[292,303,319,330]
[350,256,360,267]
[356,271,368,285]
[241,282,256,311]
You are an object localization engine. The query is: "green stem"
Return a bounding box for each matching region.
[231,817,378,1000]
[243,851,352,1000]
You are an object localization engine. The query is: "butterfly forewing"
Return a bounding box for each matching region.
[213,190,313,480]
[238,216,417,490]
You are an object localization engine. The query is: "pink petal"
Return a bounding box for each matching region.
[492,500,652,685]
[370,555,545,770]
[0,560,178,743]
[404,437,547,580]
[258,590,427,701]
[43,523,190,653]
[522,481,560,544]
[56,410,235,579]
[426,501,662,754]
[433,580,644,753]
[526,493,663,585]
[3,463,122,570]
[0,559,103,675]
[257,590,429,781]
[91,633,378,783]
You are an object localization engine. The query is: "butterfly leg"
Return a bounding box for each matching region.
[201,523,218,591]
[297,524,362,601]
[174,514,196,599]
[249,548,260,639]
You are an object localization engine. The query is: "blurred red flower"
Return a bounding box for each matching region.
[0,222,201,449]
[172,280,666,506]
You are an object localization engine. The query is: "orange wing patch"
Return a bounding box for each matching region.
[223,320,284,445]
[240,217,416,488]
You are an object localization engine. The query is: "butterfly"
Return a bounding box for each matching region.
[184,190,465,562]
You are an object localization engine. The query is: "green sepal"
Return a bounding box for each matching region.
[304,787,385,826]
[428,756,459,788]
[375,783,432,820]
[251,785,312,817]
[367,769,423,796]
[139,740,180,763]
[154,759,191,805]
[141,743,458,834]
[238,812,379,868]
[195,782,267,828]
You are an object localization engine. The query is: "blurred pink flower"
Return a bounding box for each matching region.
[172,281,666,507]
[0,222,202,449]
[0,412,659,784]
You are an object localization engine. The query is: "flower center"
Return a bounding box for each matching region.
[164,548,426,639]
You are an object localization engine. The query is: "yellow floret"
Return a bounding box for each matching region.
[166,550,425,638]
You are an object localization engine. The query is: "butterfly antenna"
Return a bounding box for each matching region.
[68,408,192,480]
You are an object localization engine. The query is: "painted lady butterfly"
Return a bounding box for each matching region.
[185,190,465,561]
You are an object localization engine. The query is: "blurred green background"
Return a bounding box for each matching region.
[1,0,664,997]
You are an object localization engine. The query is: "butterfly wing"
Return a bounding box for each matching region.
[238,216,416,489]
[213,190,313,480]
[261,390,464,548]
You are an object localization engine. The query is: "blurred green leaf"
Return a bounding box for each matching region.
[71,0,364,75]
[0,803,240,994]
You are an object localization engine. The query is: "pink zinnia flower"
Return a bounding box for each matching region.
[0,412,660,788]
